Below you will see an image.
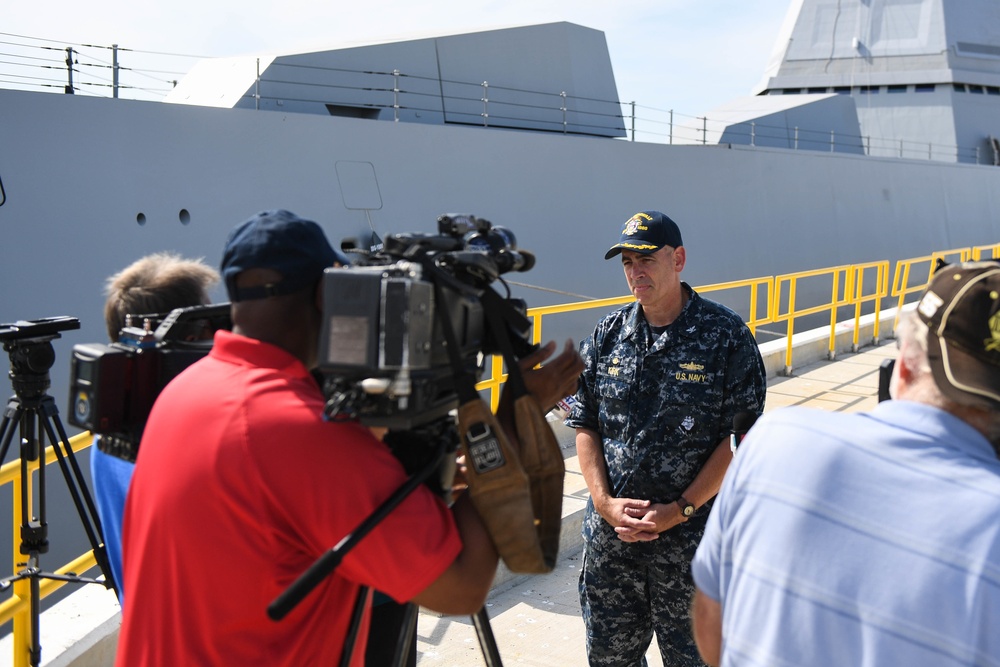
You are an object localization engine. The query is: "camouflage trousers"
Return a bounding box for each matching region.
[578,527,705,667]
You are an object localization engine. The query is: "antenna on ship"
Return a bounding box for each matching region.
[0,317,116,667]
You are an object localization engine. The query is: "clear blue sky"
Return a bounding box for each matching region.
[3,0,793,120]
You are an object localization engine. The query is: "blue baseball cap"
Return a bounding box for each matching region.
[221,209,349,302]
[605,211,683,260]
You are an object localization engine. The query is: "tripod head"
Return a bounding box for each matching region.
[0,317,79,554]
[0,317,80,404]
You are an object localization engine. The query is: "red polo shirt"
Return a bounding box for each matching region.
[116,331,460,666]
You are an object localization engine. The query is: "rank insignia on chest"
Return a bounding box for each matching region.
[681,416,695,431]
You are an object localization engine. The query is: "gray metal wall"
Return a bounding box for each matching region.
[2,86,999,396]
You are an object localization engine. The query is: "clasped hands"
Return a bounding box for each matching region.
[598,497,688,543]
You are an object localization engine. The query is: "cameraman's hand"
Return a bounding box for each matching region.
[494,339,583,454]
[451,454,469,503]
[519,339,584,410]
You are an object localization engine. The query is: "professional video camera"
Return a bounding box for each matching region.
[272,215,555,656]
[317,214,537,431]
[67,303,231,458]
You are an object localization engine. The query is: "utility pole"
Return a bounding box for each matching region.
[64,47,74,94]
[112,44,119,98]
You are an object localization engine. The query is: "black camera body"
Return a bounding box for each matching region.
[68,304,231,445]
[317,214,535,430]
[878,358,895,402]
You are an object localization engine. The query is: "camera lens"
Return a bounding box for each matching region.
[463,231,495,253]
[490,226,517,250]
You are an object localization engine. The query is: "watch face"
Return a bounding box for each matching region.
[683,505,695,516]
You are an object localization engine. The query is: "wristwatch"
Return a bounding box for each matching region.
[677,496,696,518]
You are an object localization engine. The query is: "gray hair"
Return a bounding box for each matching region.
[897,309,1000,450]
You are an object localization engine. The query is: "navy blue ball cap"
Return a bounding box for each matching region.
[604,211,683,260]
[221,209,348,302]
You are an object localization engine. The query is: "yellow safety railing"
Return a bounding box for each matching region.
[692,276,775,338]
[3,243,998,664]
[771,264,854,372]
[971,243,1000,261]
[889,247,969,331]
[1,432,99,666]
[475,294,636,412]
[847,261,892,352]
[767,261,893,373]
[477,276,775,411]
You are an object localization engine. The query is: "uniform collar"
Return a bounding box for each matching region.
[624,282,699,340]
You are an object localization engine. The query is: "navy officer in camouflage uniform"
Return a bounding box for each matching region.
[566,211,766,666]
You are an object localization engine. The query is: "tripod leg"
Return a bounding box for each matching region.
[391,603,419,667]
[37,400,118,596]
[471,606,504,667]
[339,586,372,667]
[0,408,17,467]
[29,559,41,667]
[48,404,104,534]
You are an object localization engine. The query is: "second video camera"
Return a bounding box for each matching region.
[68,304,231,455]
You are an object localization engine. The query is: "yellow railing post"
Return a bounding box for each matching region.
[2,433,101,655]
[828,268,843,360]
[971,242,1000,260]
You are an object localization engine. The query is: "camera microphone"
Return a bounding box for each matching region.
[495,248,535,273]
[730,411,758,453]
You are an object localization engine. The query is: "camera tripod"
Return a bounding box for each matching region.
[346,589,503,667]
[0,317,115,667]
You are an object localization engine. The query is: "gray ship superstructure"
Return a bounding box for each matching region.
[752,0,1000,162]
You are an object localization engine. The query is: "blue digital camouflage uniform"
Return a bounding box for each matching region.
[566,283,766,667]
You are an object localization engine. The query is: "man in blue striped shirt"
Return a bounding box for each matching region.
[691,260,1000,667]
